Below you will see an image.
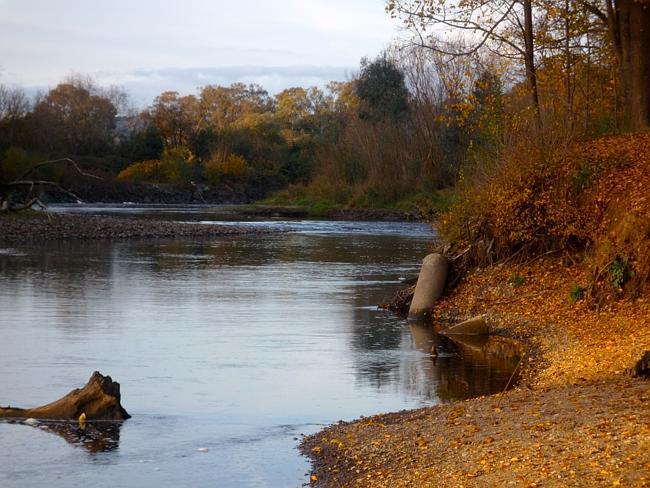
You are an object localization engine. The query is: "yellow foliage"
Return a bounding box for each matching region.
[203,153,249,184]
[117,160,163,182]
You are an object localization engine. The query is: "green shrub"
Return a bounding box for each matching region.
[508,272,526,288]
[160,146,194,186]
[569,284,586,303]
[609,256,634,289]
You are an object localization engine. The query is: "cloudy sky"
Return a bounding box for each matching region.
[0,0,399,106]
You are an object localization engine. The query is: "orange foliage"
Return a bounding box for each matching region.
[441,133,650,298]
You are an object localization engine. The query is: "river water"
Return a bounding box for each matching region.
[0,205,517,487]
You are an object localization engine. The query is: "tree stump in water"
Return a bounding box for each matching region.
[0,371,130,421]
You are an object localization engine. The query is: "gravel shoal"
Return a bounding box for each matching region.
[0,213,273,242]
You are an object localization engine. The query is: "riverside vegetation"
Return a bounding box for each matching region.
[2,0,646,214]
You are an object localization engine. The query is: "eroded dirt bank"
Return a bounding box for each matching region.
[302,257,650,487]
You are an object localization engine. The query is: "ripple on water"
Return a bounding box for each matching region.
[0,248,27,257]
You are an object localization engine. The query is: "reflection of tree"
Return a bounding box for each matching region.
[0,240,116,333]
[348,282,409,390]
[350,319,403,352]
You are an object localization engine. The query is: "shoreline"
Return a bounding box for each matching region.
[301,256,650,486]
[0,212,275,243]
[0,204,420,243]
[49,203,420,222]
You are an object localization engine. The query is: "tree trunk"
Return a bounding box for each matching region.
[0,371,130,421]
[565,0,574,130]
[523,0,541,124]
[609,0,650,129]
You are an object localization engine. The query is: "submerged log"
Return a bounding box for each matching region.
[0,371,130,421]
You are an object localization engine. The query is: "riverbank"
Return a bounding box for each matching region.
[250,206,417,221]
[302,256,650,486]
[0,212,273,242]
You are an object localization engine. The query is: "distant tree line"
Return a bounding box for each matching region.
[1,0,647,207]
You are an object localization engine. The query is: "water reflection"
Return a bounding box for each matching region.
[0,231,520,406]
[6,421,122,454]
[0,215,522,488]
[407,324,523,401]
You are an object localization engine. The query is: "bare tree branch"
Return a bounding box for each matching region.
[1,180,83,203]
[17,157,101,182]
[1,158,100,212]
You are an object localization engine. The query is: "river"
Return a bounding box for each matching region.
[0,205,517,487]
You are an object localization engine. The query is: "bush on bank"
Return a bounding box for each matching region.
[439,133,650,303]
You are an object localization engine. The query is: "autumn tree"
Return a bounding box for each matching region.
[387,0,541,121]
[275,86,334,138]
[326,81,359,116]
[32,83,117,154]
[388,0,650,130]
[148,91,199,148]
[198,83,272,131]
[275,87,313,131]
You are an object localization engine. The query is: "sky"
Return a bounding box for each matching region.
[0,0,399,107]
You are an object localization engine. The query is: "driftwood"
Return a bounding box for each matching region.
[0,371,130,421]
[0,157,100,212]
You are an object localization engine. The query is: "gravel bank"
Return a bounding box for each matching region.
[0,212,273,242]
[302,376,649,487]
